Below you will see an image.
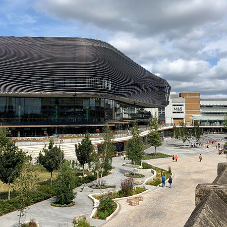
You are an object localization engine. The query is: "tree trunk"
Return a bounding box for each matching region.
[19,209,22,227]
[96,171,99,186]
[8,183,11,200]
[51,171,53,186]
[100,168,103,185]
[83,164,84,177]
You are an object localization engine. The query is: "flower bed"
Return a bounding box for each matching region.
[90,178,146,220]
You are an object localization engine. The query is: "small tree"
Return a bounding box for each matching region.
[172,125,180,139]
[75,134,94,176]
[126,120,144,165]
[0,130,27,200]
[99,125,116,175]
[191,121,203,142]
[90,148,101,184]
[37,139,64,185]
[53,161,76,205]
[179,122,190,143]
[13,165,38,226]
[148,116,162,154]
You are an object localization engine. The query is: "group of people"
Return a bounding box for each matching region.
[172,155,178,162]
[120,154,126,160]
[162,175,172,188]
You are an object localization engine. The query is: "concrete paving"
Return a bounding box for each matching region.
[0,135,226,227]
[102,136,227,227]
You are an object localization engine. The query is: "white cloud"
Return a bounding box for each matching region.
[34,0,227,38]
[108,32,167,65]
[152,59,210,81]
[201,58,227,79]
[1,0,227,98]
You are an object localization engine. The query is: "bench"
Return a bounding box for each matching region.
[127,196,143,206]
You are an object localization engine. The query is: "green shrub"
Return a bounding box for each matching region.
[97,211,109,220]
[81,175,96,184]
[97,194,115,219]
[124,173,145,178]
[37,185,53,195]
[142,162,152,169]
[77,219,92,227]
[142,152,171,160]
[133,187,146,194]
[147,177,162,186]
[53,161,76,205]
[0,197,19,215]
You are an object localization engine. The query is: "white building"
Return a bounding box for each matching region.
[160,93,227,127]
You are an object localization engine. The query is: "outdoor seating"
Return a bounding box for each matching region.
[127,196,143,206]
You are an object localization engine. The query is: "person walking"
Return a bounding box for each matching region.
[172,155,175,162]
[162,175,165,187]
[175,155,178,162]
[168,176,172,188]
[199,154,202,162]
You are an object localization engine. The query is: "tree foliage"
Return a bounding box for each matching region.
[172,122,191,143]
[148,117,162,154]
[179,122,190,143]
[75,134,94,176]
[0,129,27,200]
[191,121,203,142]
[13,165,38,226]
[37,139,64,185]
[172,125,180,139]
[99,125,116,174]
[90,148,101,183]
[126,121,144,165]
[53,161,76,205]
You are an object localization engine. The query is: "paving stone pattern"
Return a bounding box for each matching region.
[0,135,226,227]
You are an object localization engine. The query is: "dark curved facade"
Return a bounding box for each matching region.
[0,37,170,136]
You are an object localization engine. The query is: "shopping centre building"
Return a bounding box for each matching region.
[0,37,171,137]
[160,92,227,132]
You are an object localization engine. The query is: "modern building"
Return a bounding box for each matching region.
[179,92,200,125]
[0,37,171,137]
[192,99,227,126]
[163,92,185,125]
[161,92,227,132]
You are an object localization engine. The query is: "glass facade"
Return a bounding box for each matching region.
[0,97,151,126]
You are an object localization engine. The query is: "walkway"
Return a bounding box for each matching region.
[0,135,226,226]
[102,137,226,227]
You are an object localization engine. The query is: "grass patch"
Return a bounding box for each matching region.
[142,152,172,160]
[124,173,145,178]
[0,165,96,216]
[51,201,75,207]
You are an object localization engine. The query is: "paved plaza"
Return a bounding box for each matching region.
[0,135,226,227]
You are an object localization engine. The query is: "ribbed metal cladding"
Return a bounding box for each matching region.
[0,37,171,107]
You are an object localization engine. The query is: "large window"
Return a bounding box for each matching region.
[0,97,151,125]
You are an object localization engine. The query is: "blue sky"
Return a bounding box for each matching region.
[1,0,227,98]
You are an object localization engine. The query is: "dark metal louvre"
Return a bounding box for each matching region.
[0,37,171,107]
